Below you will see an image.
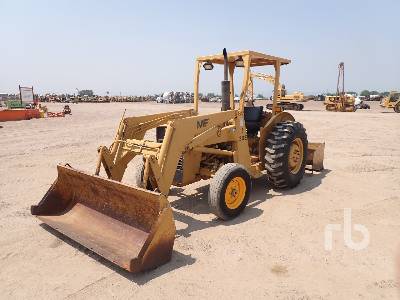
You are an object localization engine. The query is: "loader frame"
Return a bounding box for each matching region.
[95,51,300,197]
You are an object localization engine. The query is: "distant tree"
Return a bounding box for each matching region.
[380,91,390,97]
[360,90,370,97]
[256,93,264,99]
[79,89,94,96]
[206,92,215,98]
[370,90,379,95]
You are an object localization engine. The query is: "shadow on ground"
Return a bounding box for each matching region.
[170,177,269,238]
[272,168,331,196]
[171,169,330,237]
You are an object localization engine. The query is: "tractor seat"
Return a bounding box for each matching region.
[244,106,263,136]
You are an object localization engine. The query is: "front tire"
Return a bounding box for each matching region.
[208,163,251,220]
[131,156,145,187]
[264,121,308,189]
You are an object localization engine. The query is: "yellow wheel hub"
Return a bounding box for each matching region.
[288,138,304,174]
[224,177,246,209]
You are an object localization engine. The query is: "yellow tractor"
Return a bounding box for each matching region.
[324,62,355,112]
[31,49,325,273]
[247,72,306,111]
[380,91,400,113]
[324,94,355,112]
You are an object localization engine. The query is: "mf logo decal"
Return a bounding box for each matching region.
[197,118,209,129]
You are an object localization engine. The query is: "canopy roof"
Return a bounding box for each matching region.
[196,50,291,67]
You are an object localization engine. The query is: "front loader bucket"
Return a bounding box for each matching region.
[306,142,325,171]
[31,165,176,272]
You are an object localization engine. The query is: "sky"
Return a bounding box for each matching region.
[1,0,399,96]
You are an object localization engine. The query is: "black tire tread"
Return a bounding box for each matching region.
[265,121,308,189]
[394,103,400,113]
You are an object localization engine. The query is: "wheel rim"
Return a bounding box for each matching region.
[288,138,304,174]
[224,177,246,209]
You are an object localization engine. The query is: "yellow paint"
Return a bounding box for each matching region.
[289,138,304,174]
[224,177,246,209]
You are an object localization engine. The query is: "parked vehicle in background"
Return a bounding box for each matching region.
[323,62,356,112]
[369,94,382,101]
[63,105,71,115]
[354,97,370,109]
[209,97,221,102]
[380,91,400,113]
[157,91,194,104]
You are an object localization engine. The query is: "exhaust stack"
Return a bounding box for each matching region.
[221,48,230,111]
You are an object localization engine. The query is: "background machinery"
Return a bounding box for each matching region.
[248,72,306,111]
[324,62,355,112]
[63,105,71,115]
[380,91,400,113]
[32,49,325,273]
[354,96,370,110]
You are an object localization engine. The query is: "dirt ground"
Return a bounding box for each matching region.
[1,101,399,299]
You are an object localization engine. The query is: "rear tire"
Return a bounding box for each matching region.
[208,163,251,220]
[264,121,308,189]
[394,103,400,113]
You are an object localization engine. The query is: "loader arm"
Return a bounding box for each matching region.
[141,110,241,196]
[95,109,195,181]
[248,72,283,100]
